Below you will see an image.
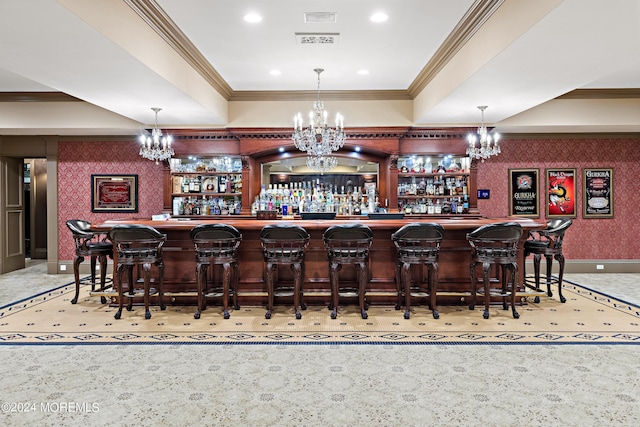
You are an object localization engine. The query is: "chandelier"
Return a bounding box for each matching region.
[306,155,338,174]
[466,105,500,162]
[292,68,345,165]
[139,107,174,164]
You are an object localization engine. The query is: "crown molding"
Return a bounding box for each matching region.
[500,132,640,139]
[0,92,82,102]
[229,90,412,102]
[555,89,640,99]
[407,0,504,97]
[168,127,476,141]
[125,0,503,102]
[124,0,234,100]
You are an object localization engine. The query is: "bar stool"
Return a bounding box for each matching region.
[392,222,445,319]
[323,224,373,319]
[108,224,166,320]
[467,222,522,319]
[190,224,242,319]
[260,224,310,319]
[524,218,572,303]
[66,219,113,304]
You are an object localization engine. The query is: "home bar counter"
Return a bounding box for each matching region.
[93,216,546,308]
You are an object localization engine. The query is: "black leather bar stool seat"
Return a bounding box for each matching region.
[524,218,572,303]
[323,224,373,319]
[392,222,445,319]
[109,224,166,320]
[260,224,310,319]
[190,224,242,319]
[66,219,113,304]
[467,222,522,319]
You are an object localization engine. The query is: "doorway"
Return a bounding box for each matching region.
[24,159,48,261]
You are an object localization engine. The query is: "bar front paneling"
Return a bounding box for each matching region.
[94,217,545,308]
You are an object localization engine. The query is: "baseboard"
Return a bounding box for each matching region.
[54,259,640,275]
[56,261,114,275]
[525,259,640,274]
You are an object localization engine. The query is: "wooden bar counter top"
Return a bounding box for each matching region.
[93,216,545,308]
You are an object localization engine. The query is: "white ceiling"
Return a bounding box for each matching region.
[0,0,639,135]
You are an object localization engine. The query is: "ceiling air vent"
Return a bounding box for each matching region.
[295,32,340,45]
[304,12,337,24]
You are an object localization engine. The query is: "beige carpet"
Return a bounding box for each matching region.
[1,278,638,345]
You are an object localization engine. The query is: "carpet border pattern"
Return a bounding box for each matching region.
[0,278,638,346]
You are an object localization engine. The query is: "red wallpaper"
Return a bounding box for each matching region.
[477,137,640,259]
[57,141,164,260]
[57,137,640,261]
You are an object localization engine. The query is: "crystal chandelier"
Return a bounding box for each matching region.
[466,105,500,162]
[292,68,345,158]
[139,107,174,165]
[306,155,338,174]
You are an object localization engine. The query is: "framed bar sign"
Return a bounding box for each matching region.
[583,168,613,218]
[91,174,138,213]
[509,168,540,217]
[546,168,576,218]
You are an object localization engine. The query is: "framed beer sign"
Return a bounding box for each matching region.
[509,168,539,217]
[546,168,577,218]
[583,168,613,218]
[91,174,138,213]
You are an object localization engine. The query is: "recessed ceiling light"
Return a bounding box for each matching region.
[370,12,388,23]
[244,13,262,23]
[357,69,370,75]
[270,69,281,76]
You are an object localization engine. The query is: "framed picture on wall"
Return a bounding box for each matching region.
[546,168,576,218]
[509,168,540,217]
[583,168,613,218]
[91,174,138,213]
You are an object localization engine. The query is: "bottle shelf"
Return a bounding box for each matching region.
[172,192,241,197]
[398,194,467,199]
[398,172,468,178]
[172,172,241,176]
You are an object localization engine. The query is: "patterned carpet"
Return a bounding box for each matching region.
[1,278,639,345]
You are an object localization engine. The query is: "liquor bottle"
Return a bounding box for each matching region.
[274,195,281,213]
[418,177,426,195]
[434,200,442,214]
[427,199,435,215]
[400,159,408,174]
[450,198,457,214]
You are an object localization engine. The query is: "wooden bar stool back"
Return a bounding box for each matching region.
[392,222,445,319]
[260,224,310,319]
[108,225,166,320]
[190,224,242,319]
[524,218,572,303]
[467,222,522,319]
[323,224,373,319]
[66,219,113,304]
